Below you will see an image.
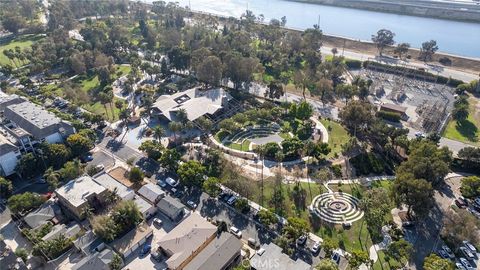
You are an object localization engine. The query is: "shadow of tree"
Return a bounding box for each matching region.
[455,119,479,142]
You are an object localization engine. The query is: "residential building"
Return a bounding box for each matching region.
[183,233,242,270]
[0,133,20,176]
[132,195,156,220]
[72,248,118,270]
[42,223,81,242]
[55,176,108,220]
[156,195,185,222]
[23,199,62,229]
[251,243,311,270]
[151,88,232,122]
[0,239,27,270]
[93,172,135,201]
[137,183,165,204]
[157,213,217,270]
[111,222,153,258]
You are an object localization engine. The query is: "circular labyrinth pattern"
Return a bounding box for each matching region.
[310,192,364,224]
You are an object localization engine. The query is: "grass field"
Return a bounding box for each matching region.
[0,35,44,67]
[443,97,480,146]
[77,65,131,92]
[225,139,251,152]
[320,119,351,158]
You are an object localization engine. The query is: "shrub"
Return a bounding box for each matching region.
[438,57,452,66]
[377,111,401,122]
[345,59,363,69]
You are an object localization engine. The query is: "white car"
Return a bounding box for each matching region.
[460,258,474,270]
[230,226,242,238]
[153,218,163,227]
[165,177,178,187]
[460,247,475,260]
[463,240,477,254]
[441,245,455,259]
[311,242,321,254]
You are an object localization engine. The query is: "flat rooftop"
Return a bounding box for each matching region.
[111,222,152,255]
[55,176,106,207]
[93,172,134,200]
[6,101,62,129]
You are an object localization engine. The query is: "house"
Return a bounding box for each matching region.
[157,213,217,270]
[55,176,108,220]
[0,239,27,270]
[137,183,165,204]
[0,133,20,176]
[379,103,408,120]
[183,233,242,270]
[250,243,311,270]
[41,223,81,242]
[93,172,135,201]
[132,195,157,220]
[4,101,75,144]
[111,222,153,258]
[72,248,118,270]
[23,199,62,229]
[156,195,186,222]
[73,230,104,256]
[151,88,232,122]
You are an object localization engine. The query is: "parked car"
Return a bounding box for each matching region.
[80,155,93,163]
[460,247,475,260]
[462,240,477,254]
[227,195,238,206]
[455,262,466,270]
[311,242,321,254]
[153,218,163,227]
[438,249,449,259]
[455,197,468,208]
[157,180,167,188]
[95,164,105,171]
[459,258,474,270]
[248,238,260,249]
[441,245,455,259]
[331,252,341,264]
[474,197,480,206]
[402,221,415,228]
[151,250,162,262]
[230,226,242,238]
[165,177,178,187]
[187,200,197,209]
[296,235,307,246]
[140,244,151,256]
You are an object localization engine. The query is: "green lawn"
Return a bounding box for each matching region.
[373,250,403,270]
[225,139,251,152]
[0,35,44,67]
[81,97,126,122]
[443,97,480,146]
[320,119,351,158]
[77,65,131,92]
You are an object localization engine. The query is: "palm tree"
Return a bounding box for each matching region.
[43,167,60,189]
[255,145,266,206]
[152,125,164,142]
[168,121,182,141]
[176,108,189,124]
[98,92,111,120]
[119,108,132,143]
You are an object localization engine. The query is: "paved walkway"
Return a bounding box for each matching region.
[311,116,329,143]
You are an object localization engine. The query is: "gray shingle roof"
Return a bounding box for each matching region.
[156,195,185,220]
[72,248,115,270]
[251,243,311,270]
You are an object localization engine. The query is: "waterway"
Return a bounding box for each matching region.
[162,0,480,58]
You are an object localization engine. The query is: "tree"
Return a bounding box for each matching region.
[322,239,339,258]
[423,254,454,270]
[392,173,434,218]
[159,148,181,172]
[43,167,61,189]
[385,239,413,266]
[109,253,123,270]
[66,134,93,157]
[442,209,479,247]
[265,80,284,99]
[396,140,451,187]
[460,176,480,198]
[360,187,391,240]
[419,40,439,62]
[257,209,278,227]
[316,259,339,270]
[58,160,84,181]
[347,250,371,270]
[452,96,469,121]
[16,153,43,178]
[177,160,206,188]
[235,198,250,213]
[0,177,13,198]
[91,215,117,241]
[371,29,395,56]
[282,217,309,240]
[197,116,213,133]
[42,143,71,169]
[152,126,165,141]
[168,121,182,141]
[394,43,410,60]
[458,146,480,162]
[296,101,313,120]
[138,140,164,160]
[202,177,221,197]
[196,55,222,87]
[335,84,356,104]
[339,101,374,135]
[128,167,144,184]
[2,14,26,34]
[7,192,45,214]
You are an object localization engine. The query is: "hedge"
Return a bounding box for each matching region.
[345,59,362,69]
[377,111,401,122]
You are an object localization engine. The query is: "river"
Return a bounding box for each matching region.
[161,0,480,58]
